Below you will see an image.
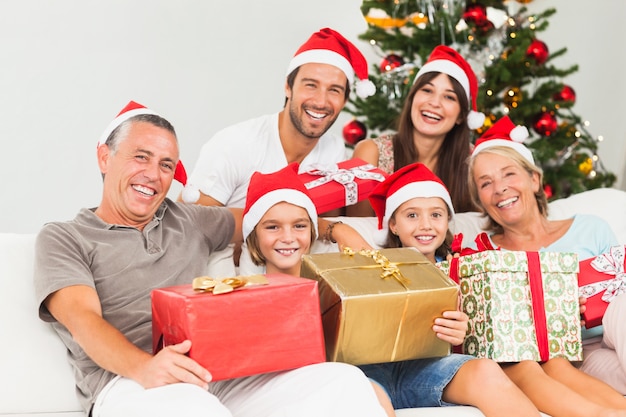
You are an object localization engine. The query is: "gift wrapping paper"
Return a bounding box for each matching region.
[301,247,459,365]
[438,250,582,362]
[151,274,326,381]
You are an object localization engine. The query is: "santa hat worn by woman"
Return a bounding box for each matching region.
[286,27,376,99]
[242,163,318,242]
[414,45,485,130]
[472,115,533,164]
[368,162,454,245]
[98,100,188,185]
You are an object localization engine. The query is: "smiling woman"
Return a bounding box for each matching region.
[465,116,626,417]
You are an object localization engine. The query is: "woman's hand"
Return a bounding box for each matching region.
[433,310,469,346]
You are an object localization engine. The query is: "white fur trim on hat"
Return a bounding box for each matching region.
[97,107,159,147]
[415,59,470,100]
[242,189,318,242]
[473,138,535,165]
[286,49,354,84]
[383,181,455,230]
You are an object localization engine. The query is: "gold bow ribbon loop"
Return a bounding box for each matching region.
[192,275,269,295]
[342,247,411,286]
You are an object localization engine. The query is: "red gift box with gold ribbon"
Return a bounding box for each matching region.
[299,158,387,213]
[151,274,325,381]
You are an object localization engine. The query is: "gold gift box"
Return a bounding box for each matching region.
[301,247,459,365]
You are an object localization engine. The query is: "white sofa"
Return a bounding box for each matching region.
[2,187,625,417]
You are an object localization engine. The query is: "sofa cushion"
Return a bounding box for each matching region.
[0,233,83,415]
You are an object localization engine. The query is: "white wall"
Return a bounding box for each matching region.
[1,0,624,234]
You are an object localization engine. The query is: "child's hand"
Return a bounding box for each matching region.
[433,310,469,346]
[579,296,587,327]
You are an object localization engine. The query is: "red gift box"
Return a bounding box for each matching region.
[151,274,326,381]
[579,245,626,328]
[299,158,387,213]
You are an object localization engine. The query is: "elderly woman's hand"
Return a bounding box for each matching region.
[433,310,469,346]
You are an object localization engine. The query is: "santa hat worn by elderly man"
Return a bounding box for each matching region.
[471,115,534,164]
[242,163,318,242]
[286,27,376,99]
[98,100,188,185]
[368,162,454,245]
[414,45,485,130]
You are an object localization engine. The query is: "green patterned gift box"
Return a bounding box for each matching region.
[437,250,582,362]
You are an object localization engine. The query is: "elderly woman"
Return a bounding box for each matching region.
[466,116,626,417]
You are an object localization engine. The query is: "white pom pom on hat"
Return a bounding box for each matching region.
[286,27,376,99]
[99,100,188,186]
[472,115,534,164]
[368,162,455,243]
[242,163,318,242]
[414,45,485,129]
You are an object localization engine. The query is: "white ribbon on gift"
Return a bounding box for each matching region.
[579,245,626,302]
[303,163,386,206]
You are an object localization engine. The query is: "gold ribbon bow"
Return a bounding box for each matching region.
[192,275,269,295]
[342,247,411,286]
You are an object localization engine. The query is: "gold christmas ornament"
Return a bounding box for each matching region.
[503,87,522,109]
[516,0,534,3]
[578,157,593,176]
[365,9,428,29]
[475,113,496,135]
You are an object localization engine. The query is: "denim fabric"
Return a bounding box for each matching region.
[359,354,474,409]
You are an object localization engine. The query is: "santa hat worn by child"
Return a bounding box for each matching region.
[242,163,318,242]
[472,115,534,164]
[286,27,376,99]
[414,45,485,130]
[98,100,188,185]
[368,162,454,245]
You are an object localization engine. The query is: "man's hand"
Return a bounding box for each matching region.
[137,340,212,390]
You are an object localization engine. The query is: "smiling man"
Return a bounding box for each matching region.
[180,28,375,272]
[33,101,389,417]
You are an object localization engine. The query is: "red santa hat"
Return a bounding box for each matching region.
[98,101,188,185]
[369,163,454,244]
[472,115,534,164]
[243,163,318,242]
[286,27,376,99]
[414,45,485,130]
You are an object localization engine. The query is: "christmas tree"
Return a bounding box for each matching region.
[343,0,616,200]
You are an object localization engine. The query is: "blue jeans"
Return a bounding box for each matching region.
[359,354,474,409]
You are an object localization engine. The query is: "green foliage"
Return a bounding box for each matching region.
[347,0,615,199]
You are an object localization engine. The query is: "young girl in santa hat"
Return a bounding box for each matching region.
[362,162,542,416]
[241,163,396,416]
[348,45,483,216]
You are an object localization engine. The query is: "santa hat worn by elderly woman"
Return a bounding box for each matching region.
[242,163,318,242]
[98,100,188,185]
[286,27,376,99]
[414,45,485,130]
[368,162,454,246]
[472,115,533,164]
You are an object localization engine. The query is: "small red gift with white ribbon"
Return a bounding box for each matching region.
[579,245,626,328]
[299,158,387,213]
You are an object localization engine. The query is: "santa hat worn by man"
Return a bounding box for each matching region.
[369,162,454,245]
[472,115,534,164]
[242,163,318,242]
[414,45,485,130]
[98,100,188,185]
[286,27,376,99]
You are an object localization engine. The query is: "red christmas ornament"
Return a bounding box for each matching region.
[463,3,488,27]
[380,54,405,73]
[532,111,558,136]
[553,85,576,104]
[342,119,367,146]
[543,183,553,199]
[526,39,549,65]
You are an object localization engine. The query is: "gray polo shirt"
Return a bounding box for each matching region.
[34,198,233,412]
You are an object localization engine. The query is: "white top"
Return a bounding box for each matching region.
[187,112,347,208]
